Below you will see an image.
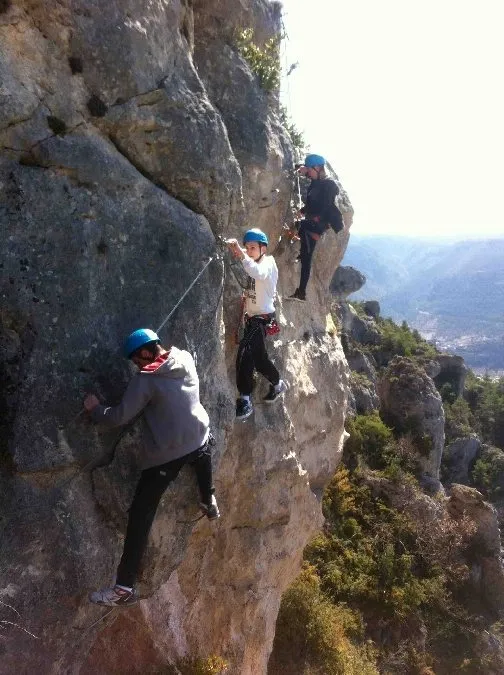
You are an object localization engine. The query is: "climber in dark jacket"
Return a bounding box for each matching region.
[285,154,341,302]
[84,328,219,607]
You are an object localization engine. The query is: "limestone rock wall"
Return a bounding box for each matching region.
[0,1,351,673]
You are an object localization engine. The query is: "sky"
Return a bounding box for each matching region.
[280,0,504,237]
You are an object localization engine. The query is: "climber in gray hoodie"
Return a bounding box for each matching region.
[83,328,219,607]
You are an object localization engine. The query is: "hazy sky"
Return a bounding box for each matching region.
[280,0,504,237]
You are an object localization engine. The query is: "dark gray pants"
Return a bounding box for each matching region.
[299,219,324,293]
[236,316,279,396]
[116,440,213,587]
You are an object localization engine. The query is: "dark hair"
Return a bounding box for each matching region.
[130,340,159,359]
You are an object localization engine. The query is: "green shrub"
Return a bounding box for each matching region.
[377,319,437,360]
[272,456,488,674]
[350,371,372,388]
[345,414,425,476]
[175,655,228,675]
[349,301,369,320]
[235,28,281,92]
[381,435,423,478]
[309,467,445,620]
[472,447,504,500]
[439,382,457,405]
[444,397,474,443]
[269,564,378,675]
[464,374,504,448]
[344,413,393,468]
[279,104,305,154]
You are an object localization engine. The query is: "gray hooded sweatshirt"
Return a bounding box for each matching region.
[91,347,209,469]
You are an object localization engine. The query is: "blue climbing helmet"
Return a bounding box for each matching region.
[243,228,269,246]
[124,328,160,358]
[304,153,325,168]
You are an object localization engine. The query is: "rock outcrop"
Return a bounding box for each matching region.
[443,435,482,485]
[448,484,504,616]
[348,377,380,415]
[0,1,353,673]
[338,302,381,346]
[379,357,445,479]
[329,265,366,299]
[363,300,380,319]
[434,353,468,398]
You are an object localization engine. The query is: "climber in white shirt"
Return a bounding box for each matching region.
[227,228,287,421]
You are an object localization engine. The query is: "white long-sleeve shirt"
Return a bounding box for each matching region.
[241,254,278,315]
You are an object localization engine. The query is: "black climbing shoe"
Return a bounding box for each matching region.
[285,289,306,302]
[236,397,253,421]
[263,379,288,403]
[200,494,220,520]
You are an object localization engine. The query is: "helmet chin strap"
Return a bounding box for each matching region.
[256,245,267,262]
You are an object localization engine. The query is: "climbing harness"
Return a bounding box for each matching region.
[235,313,280,380]
[264,316,281,336]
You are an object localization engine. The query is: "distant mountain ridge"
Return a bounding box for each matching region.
[341,235,504,372]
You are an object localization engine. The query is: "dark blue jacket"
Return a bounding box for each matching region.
[301,178,340,234]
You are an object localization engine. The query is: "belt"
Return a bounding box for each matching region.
[245,313,275,322]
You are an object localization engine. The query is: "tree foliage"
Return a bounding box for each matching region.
[464,373,504,448]
[279,104,305,154]
[235,28,281,92]
[472,446,504,500]
[269,564,377,675]
[378,318,437,360]
[444,397,474,443]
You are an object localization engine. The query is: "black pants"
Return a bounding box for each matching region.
[116,439,214,588]
[236,316,280,396]
[299,220,323,294]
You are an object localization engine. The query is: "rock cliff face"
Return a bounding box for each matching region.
[380,357,445,479]
[0,1,352,673]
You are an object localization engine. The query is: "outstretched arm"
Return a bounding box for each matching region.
[84,376,152,428]
[226,239,272,280]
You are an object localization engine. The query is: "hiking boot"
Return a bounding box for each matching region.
[263,379,288,403]
[89,585,138,607]
[285,289,306,302]
[200,494,220,520]
[236,397,253,421]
